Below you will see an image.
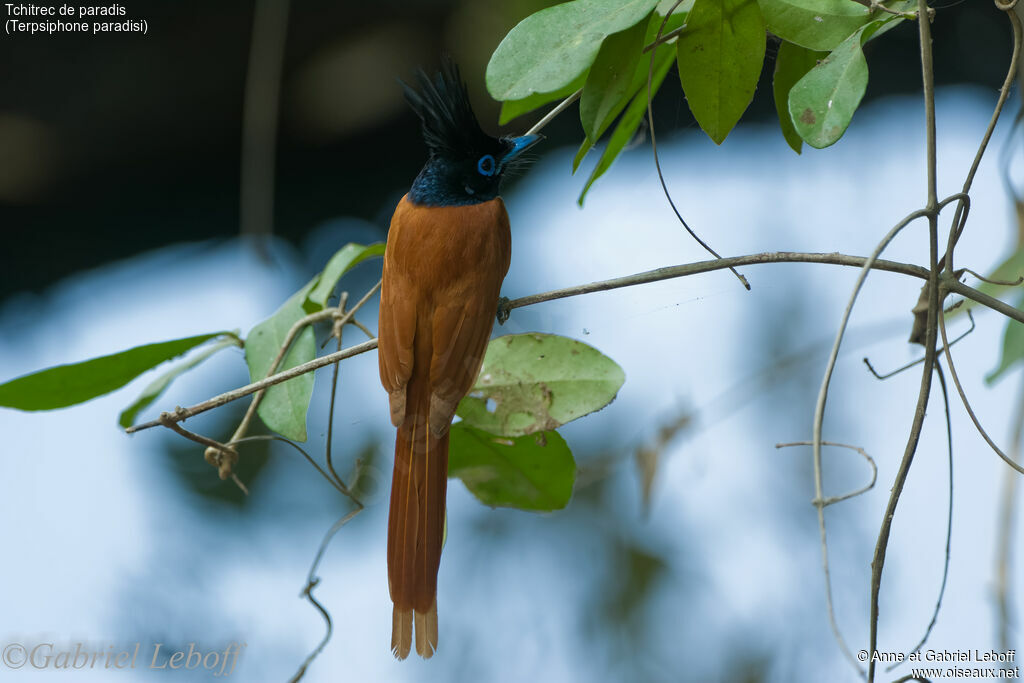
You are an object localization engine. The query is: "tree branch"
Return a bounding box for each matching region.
[885,362,954,672]
[125,338,379,433]
[868,5,939,679]
[501,251,929,316]
[202,280,381,468]
[126,246,1024,437]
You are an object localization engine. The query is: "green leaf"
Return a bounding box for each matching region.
[787,9,910,148]
[0,332,233,412]
[676,0,766,145]
[244,242,384,441]
[576,5,692,149]
[448,424,575,511]
[759,0,872,52]
[772,41,826,154]
[499,75,586,125]
[245,281,318,442]
[118,337,242,428]
[580,20,648,142]
[486,0,661,103]
[574,7,691,173]
[759,0,914,51]
[456,333,625,437]
[988,293,1024,383]
[305,242,384,310]
[577,43,676,201]
[788,26,868,149]
[573,137,592,174]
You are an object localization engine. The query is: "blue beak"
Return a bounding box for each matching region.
[499,134,543,168]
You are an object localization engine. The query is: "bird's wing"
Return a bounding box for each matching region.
[427,289,499,435]
[380,195,510,434]
[378,263,417,427]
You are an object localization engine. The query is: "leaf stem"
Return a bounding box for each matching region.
[524,90,581,137]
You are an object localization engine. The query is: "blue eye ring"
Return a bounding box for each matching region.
[477,154,496,176]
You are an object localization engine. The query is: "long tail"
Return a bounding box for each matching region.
[387,394,449,660]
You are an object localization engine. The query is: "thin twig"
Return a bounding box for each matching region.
[938,306,1024,475]
[126,338,379,433]
[961,267,1024,287]
[524,90,581,138]
[775,441,877,507]
[942,196,972,275]
[325,293,350,492]
[941,4,1022,272]
[159,413,248,494]
[642,25,685,53]
[161,411,236,456]
[345,279,383,320]
[289,507,363,683]
[811,207,932,674]
[863,310,975,380]
[320,280,383,350]
[321,281,383,350]
[229,435,349,497]
[645,1,750,290]
[886,362,954,671]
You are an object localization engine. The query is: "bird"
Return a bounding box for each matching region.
[376,58,541,660]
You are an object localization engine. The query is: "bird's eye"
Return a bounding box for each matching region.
[477,154,496,177]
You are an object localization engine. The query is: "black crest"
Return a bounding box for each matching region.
[402,57,499,160]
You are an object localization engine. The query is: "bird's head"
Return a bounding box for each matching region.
[403,58,541,207]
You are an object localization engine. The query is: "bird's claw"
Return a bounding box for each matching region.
[496,297,510,325]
